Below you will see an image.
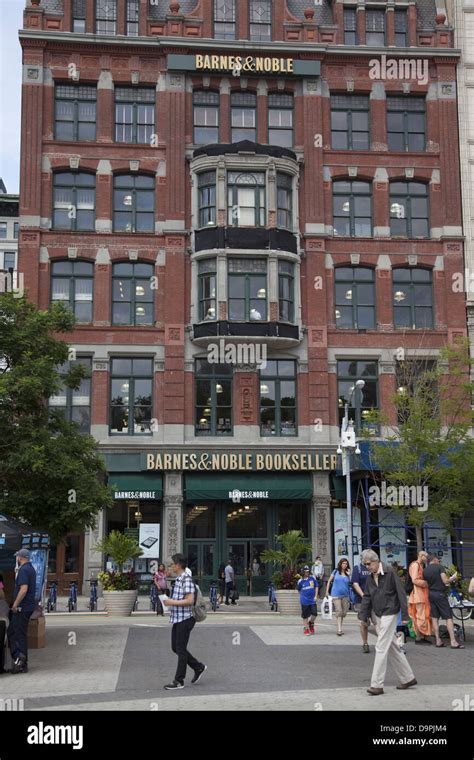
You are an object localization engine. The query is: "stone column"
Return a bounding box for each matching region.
[162,473,184,566]
[311,473,332,576]
[83,510,106,597]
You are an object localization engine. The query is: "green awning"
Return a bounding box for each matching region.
[185,473,312,501]
[331,475,347,502]
[109,473,163,500]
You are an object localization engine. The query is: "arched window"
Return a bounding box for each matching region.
[51,260,94,322]
[333,180,372,237]
[390,182,429,239]
[113,174,155,233]
[335,267,375,329]
[53,172,95,231]
[112,262,154,326]
[227,172,266,227]
[393,268,433,329]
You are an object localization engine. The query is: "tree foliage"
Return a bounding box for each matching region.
[0,293,113,542]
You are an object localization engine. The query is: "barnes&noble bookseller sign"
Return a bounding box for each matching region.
[144,451,337,472]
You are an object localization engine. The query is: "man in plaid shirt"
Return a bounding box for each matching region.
[162,553,206,690]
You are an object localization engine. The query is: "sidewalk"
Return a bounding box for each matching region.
[44,594,273,615]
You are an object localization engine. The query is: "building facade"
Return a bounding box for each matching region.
[0,189,20,292]
[18,0,469,593]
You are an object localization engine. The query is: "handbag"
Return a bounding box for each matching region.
[230,587,240,601]
[321,596,333,620]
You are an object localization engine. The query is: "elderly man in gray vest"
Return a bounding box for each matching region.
[358,549,416,696]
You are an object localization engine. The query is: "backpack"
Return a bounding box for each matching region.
[405,573,414,595]
[192,583,208,622]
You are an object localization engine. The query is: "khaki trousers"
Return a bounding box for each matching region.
[371,613,415,689]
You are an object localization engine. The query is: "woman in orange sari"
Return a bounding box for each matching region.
[408,551,432,643]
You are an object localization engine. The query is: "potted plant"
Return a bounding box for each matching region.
[261,530,312,615]
[95,530,143,617]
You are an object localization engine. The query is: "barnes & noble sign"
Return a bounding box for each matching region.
[144,451,337,472]
[167,54,321,77]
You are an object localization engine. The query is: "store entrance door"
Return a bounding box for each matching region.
[226,541,269,596]
[186,542,216,593]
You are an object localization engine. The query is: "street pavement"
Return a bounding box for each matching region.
[1,607,472,712]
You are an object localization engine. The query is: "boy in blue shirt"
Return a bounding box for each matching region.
[297,566,318,635]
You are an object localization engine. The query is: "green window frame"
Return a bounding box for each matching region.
[268,94,293,148]
[51,260,94,323]
[55,84,97,142]
[390,182,429,239]
[96,0,116,34]
[387,97,426,152]
[214,0,236,39]
[112,261,154,326]
[126,0,139,35]
[195,359,233,437]
[228,257,267,321]
[113,174,155,233]
[337,360,379,431]
[260,360,297,437]
[333,180,372,238]
[198,171,217,228]
[193,91,220,145]
[227,171,266,227]
[278,260,294,323]
[231,92,257,143]
[115,87,155,144]
[276,172,293,229]
[198,259,217,322]
[53,172,96,231]
[49,356,92,433]
[393,268,433,329]
[331,95,370,150]
[110,357,153,436]
[335,266,375,330]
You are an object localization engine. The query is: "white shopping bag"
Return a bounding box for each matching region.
[321,595,333,620]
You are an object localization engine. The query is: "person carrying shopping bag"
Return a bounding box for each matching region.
[327,558,351,636]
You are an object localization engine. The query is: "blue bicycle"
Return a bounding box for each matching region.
[46,581,57,613]
[209,581,219,612]
[89,580,98,612]
[68,581,78,612]
[268,582,278,612]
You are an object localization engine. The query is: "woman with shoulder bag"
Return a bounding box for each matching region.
[327,558,351,636]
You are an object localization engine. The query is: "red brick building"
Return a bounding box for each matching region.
[18,0,468,593]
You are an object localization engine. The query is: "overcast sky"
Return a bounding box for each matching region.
[0,1,24,194]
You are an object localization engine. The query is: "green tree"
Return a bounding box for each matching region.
[261,530,312,576]
[94,530,142,573]
[362,340,474,552]
[0,293,113,542]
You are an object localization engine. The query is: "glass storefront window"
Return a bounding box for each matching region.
[277,503,309,536]
[186,505,216,539]
[64,535,80,573]
[226,504,267,538]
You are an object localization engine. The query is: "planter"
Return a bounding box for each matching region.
[102,589,137,617]
[275,589,301,616]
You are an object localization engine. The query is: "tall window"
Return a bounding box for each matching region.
[260,360,296,437]
[387,97,426,152]
[333,181,372,237]
[195,359,232,436]
[228,258,267,321]
[394,10,408,47]
[276,173,293,229]
[0,224,7,239]
[126,0,139,35]
[393,268,433,329]
[49,357,92,433]
[72,0,86,32]
[198,172,217,228]
[53,173,95,231]
[113,174,154,233]
[214,0,236,39]
[366,9,385,45]
[112,262,154,326]
[193,91,219,145]
[55,85,97,141]
[278,260,294,322]
[110,358,153,435]
[228,172,265,227]
[198,259,217,321]
[331,95,369,150]
[344,9,358,44]
[115,88,155,144]
[231,92,256,142]
[250,0,272,41]
[2,252,16,271]
[337,360,379,429]
[51,260,94,323]
[95,0,117,34]
[390,182,429,239]
[268,94,293,147]
[13,223,19,239]
[335,267,375,329]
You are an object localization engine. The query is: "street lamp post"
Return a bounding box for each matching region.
[337,380,365,569]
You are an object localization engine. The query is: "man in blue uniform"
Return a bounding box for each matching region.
[8,549,37,674]
[297,565,318,635]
